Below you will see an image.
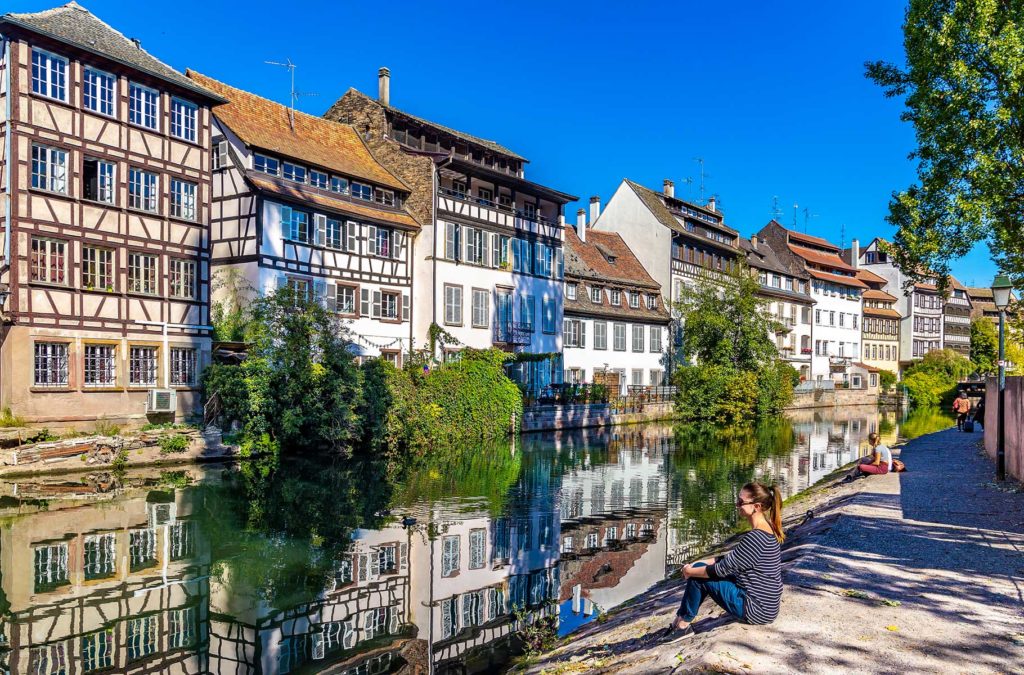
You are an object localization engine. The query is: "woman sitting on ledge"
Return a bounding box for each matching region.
[661,482,784,639]
[857,432,892,476]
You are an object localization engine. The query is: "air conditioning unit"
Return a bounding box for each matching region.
[147,389,177,414]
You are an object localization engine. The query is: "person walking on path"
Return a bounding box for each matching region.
[953,392,972,431]
[974,396,985,430]
[857,432,893,476]
[660,482,784,640]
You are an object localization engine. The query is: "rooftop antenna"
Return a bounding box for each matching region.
[770,196,784,221]
[840,223,846,249]
[265,58,318,131]
[693,157,707,202]
[792,202,799,229]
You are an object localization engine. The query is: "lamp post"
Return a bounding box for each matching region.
[991,273,1013,481]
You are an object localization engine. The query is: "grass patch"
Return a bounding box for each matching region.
[157,434,190,454]
[93,417,121,437]
[0,407,27,428]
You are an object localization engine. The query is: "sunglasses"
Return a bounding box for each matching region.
[736,499,758,507]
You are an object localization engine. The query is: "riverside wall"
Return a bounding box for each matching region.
[522,402,675,432]
[786,388,879,409]
[983,375,1024,481]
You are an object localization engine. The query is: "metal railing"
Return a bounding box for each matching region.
[493,321,532,346]
[203,390,222,430]
[524,384,676,408]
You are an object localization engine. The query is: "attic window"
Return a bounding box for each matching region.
[596,244,617,264]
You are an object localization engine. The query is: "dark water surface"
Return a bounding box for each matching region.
[0,406,953,674]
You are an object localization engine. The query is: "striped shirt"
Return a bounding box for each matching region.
[714,529,782,624]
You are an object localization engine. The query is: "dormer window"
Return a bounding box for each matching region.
[351,182,372,201]
[566,283,577,300]
[374,189,395,207]
[591,286,602,304]
[611,289,621,305]
[629,292,640,308]
[283,162,306,183]
[310,170,329,190]
[646,294,658,310]
[331,176,349,194]
[254,154,279,176]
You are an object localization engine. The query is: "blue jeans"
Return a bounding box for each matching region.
[677,562,746,622]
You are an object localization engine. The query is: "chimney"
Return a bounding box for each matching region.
[576,208,587,243]
[751,234,759,250]
[378,67,390,107]
[706,195,717,213]
[851,238,860,269]
[130,37,142,49]
[663,179,674,198]
[589,195,601,225]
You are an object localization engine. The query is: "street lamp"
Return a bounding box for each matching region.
[991,273,1013,481]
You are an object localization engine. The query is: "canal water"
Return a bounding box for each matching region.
[0,406,952,674]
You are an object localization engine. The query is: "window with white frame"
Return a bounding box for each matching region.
[129,168,159,212]
[331,176,349,193]
[126,615,157,662]
[613,323,627,351]
[374,189,395,206]
[84,67,115,115]
[441,597,459,639]
[34,342,68,387]
[323,217,343,249]
[310,169,328,189]
[629,291,640,308]
[170,347,197,386]
[610,289,621,305]
[31,49,67,100]
[472,288,489,328]
[646,294,658,310]
[83,533,117,580]
[30,237,67,285]
[441,535,460,577]
[591,285,603,304]
[128,253,158,294]
[632,324,645,352]
[444,285,462,325]
[31,144,67,193]
[280,205,310,243]
[351,181,372,200]
[254,153,279,175]
[82,245,114,290]
[563,318,583,348]
[83,157,115,203]
[381,291,400,320]
[566,283,577,300]
[650,326,662,352]
[283,161,306,183]
[129,528,157,571]
[372,227,392,258]
[212,139,229,170]
[170,178,197,220]
[169,258,196,298]
[129,346,158,386]
[594,320,608,350]
[465,227,483,264]
[336,285,357,315]
[170,98,197,142]
[469,529,486,569]
[129,83,159,129]
[84,344,116,387]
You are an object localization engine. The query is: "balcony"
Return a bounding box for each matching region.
[438,188,561,239]
[829,355,852,371]
[801,347,813,355]
[773,316,796,332]
[493,322,532,346]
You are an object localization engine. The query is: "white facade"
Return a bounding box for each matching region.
[562,313,668,391]
[810,281,863,381]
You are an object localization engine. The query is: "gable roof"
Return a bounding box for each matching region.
[855,268,889,285]
[623,179,738,238]
[1,2,223,102]
[188,71,408,192]
[788,244,855,272]
[806,268,868,289]
[339,88,526,161]
[863,288,898,302]
[788,229,839,251]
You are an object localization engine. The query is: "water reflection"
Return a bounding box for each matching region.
[0,406,952,674]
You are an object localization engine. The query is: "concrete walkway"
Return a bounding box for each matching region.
[522,429,1024,674]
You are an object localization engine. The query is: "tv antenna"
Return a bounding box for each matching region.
[265,58,318,130]
[770,196,784,221]
[804,207,819,234]
[792,202,799,229]
[693,157,707,202]
[839,223,846,249]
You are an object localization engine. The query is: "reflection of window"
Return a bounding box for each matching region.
[170,521,195,560]
[488,586,506,620]
[469,529,486,569]
[441,535,460,577]
[82,628,113,672]
[34,543,69,592]
[441,597,459,639]
[129,528,157,570]
[126,615,157,662]
[375,544,397,575]
[462,590,484,627]
[169,606,196,649]
[586,532,599,549]
[29,643,68,675]
[84,533,116,580]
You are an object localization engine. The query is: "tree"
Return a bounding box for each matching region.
[211,268,255,342]
[971,317,999,374]
[879,369,898,392]
[866,1,1024,290]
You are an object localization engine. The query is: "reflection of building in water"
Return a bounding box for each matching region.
[786,405,881,489]
[207,524,412,675]
[0,483,209,674]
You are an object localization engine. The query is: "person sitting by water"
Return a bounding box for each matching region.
[857,432,892,476]
[953,392,972,431]
[660,482,784,639]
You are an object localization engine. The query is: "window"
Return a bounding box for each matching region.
[129,346,158,386]
[469,529,486,569]
[441,597,459,639]
[34,342,68,387]
[566,283,577,300]
[613,323,627,351]
[128,253,158,294]
[381,291,400,320]
[129,83,159,129]
[283,161,306,183]
[610,289,621,305]
[169,607,196,650]
[591,286,603,304]
[444,222,460,261]
[281,205,310,243]
[523,202,538,220]
[375,189,395,206]
[83,157,115,203]
[465,227,483,264]
[34,543,69,592]
[170,98,197,142]
[444,285,463,325]
[84,533,116,580]
[629,291,640,308]
[32,49,67,100]
[82,246,114,290]
[336,285,357,315]
[321,217,343,249]
[170,258,196,298]
[126,615,157,662]
[563,319,583,348]
[646,294,658,310]
[520,294,535,331]
[82,629,114,672]
[170,178,197,220]
[512,238,532,272]
[534,243,553,277]
[31,144,67,193]
[632,324,645,352]
[542,297,556,334]
[594,321,607,350]
[472,288,489,328]
[84,345,116,387]
[370,227,393,258]
[129,168,159,212]
[254,154,279,175]
[493,233,510,267]
[83,67,115,115]
[441,535,460,577]
[30,237,67,284]
[168,347,198,386]
[212,139,229,170]
[650,326,662,352]
[351,181,372,200]
[477,187,493,205]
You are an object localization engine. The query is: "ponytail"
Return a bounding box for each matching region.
[743,481,785,543]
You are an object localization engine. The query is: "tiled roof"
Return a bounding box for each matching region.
[863,288,898,302]
[340,88,526,161]
[188,71,408,193]
[966,287,994,300]
[739,237,794,276]
[247,174,420,230]
[2,2,223,102]
[788,244,855,272]
[863,307,901,319]
[914,282,939,292]
[806,268,868,289]
[788,229,839,251]
[624,180,738,240]
[855,268,889,285]
[852,362,881,373]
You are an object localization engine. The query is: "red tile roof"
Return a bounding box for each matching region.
[247,174,421,229]
[788,244,856,271]
[863,307,901,319]
[806,268,869,289]
[187,71,408,192]
[863,288,898,302]
[788,229,840,251]
[855,268,889,285]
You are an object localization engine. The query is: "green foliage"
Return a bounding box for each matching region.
[110,448,129,472]
[901,348,972,406]
[672,264,794,423]
[971,318,999,375]
[865,1,1024,288]
[514,610,559,658]
[141,422,196,432]
[899,406,957,439]
[901,370,950,407]
[92,417,121,437]
[159,471,194,488]
[201,363,250,429]
[0,407,27,428]
[157,434,190,454]
[211,268,254,342]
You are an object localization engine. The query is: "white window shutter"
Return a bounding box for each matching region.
[311,634,325,660]
[360,288,370,317]
[372,291,382,318]
[482,231,491,266]
[346,221,358,252]
[366,225,377,256]
[393,230,405,260]
[402,293,410,321]
[313,279,327,302]
[314,214,327,246]
[556,248,564,279]
[580,320,586,348]
[325,282,337,312]
[217,140,229,169]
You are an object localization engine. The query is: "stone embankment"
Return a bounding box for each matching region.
[520,428,1024,674]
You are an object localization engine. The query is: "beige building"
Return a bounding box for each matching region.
[857,268,901,375]
[0,3,224,428]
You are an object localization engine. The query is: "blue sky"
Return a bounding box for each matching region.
[10,0,1000,284]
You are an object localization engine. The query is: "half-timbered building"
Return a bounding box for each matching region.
[0,3,224,426]
[187,71,420,367]
[324,68,577,390]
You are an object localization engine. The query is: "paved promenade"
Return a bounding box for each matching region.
[522,429,1024,674]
